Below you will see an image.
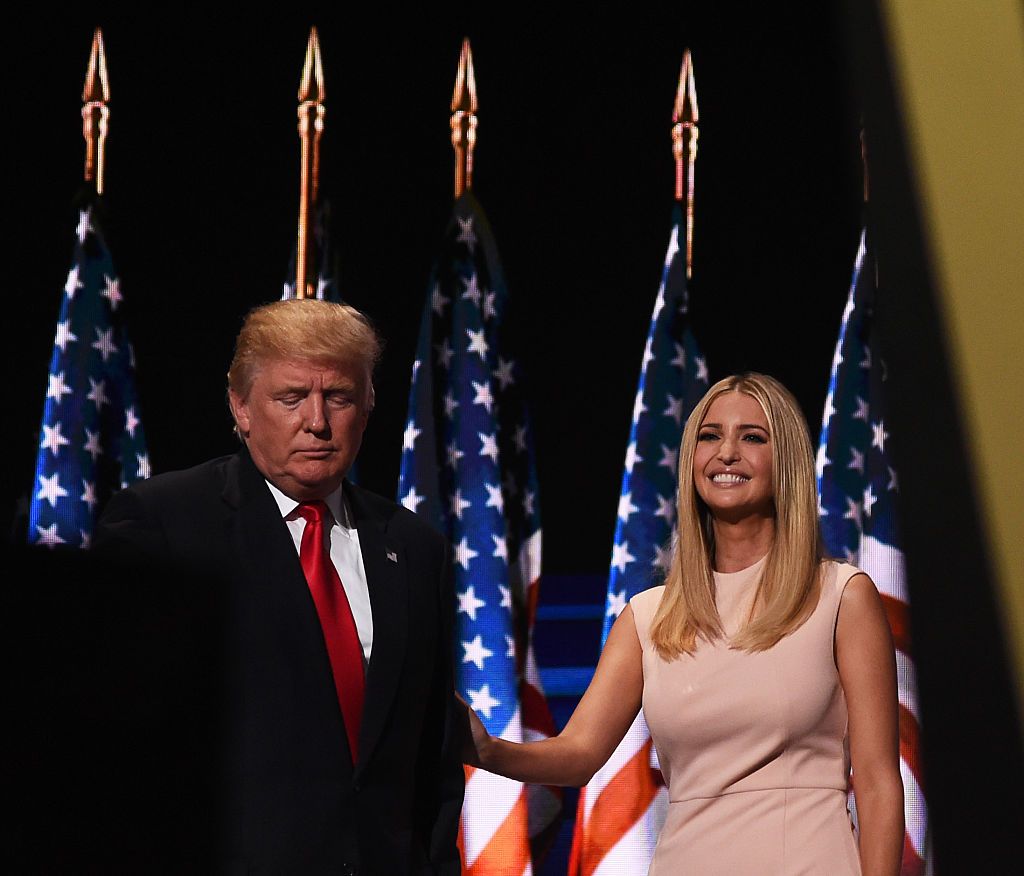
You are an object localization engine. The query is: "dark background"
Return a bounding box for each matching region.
[7,7,861,570]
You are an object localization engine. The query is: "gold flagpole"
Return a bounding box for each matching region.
[450,38,478,199]
[82,28,110,195]
[295,27,325,299]
[672,49,698,278]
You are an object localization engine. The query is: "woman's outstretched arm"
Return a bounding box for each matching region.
[462,604,644,787]
[836,573,904,876]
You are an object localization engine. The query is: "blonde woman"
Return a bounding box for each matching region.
[463,373,903,875]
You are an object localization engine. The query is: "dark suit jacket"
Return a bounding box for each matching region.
[94,448,463,874]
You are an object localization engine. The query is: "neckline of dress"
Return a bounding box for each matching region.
[712,552,768,582]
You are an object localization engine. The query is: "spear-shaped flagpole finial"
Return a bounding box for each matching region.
[295,26,326,299]
[82,27,110,195]
[450,38,478,199]
[672,49,699,278]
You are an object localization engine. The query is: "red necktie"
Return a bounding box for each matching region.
[296,501,365,762]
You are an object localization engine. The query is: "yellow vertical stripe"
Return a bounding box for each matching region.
[878,0,1024,725]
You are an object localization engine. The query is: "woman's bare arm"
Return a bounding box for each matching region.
[463,604,644,787]
[836,573,904,876]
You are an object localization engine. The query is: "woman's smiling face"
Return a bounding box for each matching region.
[692,391,774,522]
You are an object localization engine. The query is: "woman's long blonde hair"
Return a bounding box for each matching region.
[649,373,823,658]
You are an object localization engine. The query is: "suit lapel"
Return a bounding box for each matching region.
[221,450,356,767]
[347,482,408,775]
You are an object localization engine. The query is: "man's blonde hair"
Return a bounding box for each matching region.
[227,299,382,400]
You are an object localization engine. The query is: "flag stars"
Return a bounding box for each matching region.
[454,536,477,573]
[40,423,70,456]
[55,320,78,352]
[617,491,639,522]
[462,635,494,671]
[652,289,666,319]
[92,327,119,362]
[862,484,878,518]
[871,421,889,453]
[632,390,647,424]
[670,342,687,370]
[611,541,636,574]
[493,357,515,390]
[401,486,425,513]
[843,496,863,531]
[435,338,454,369]
[652,543,673,572]
[852,396,870,421]
[47,371,72,402]
[815,444,831,479]
[482,291,497,321]
[403,420,422,451]
[663,394,685,426]
[642,337,655,370]
[513,425,527,453]
[848,447,865,474]
[87,379,109,409]
[457,584,485,619]
[81,480,98,510]
[76,209,93,242]
[443,390,459,418]
[491,534,508,562]
[35,523,66,548]
[484,483,504,513]
[466,328,489,359]
[821,391,836,426]
[887,466,899,492]
[125,406,140,438]
[478,432,499,462]
[504,635,516,658]
[467,684,500,720]
[101,274,123,311]
[471,380,494,413]
[36,472,69,507]
[431,283,450,316]
[624,442,642,473]
[694,356,709,383]
[522,490,536,517]
[449,489,471,520]
[135,453,152,480]
[64,266,84,299]
[860,347,872,370]
[499,585,512,610]
[606,589,627,618]
[654,493,675,523]
[446,441,464,469]
[461,273,483,307]
[83,428,102,462]
[456,215,477,251]
[658,444,678,474]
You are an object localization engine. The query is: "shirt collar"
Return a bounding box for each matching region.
[264,479,352,529]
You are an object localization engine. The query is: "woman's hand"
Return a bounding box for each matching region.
[455,691,491,768]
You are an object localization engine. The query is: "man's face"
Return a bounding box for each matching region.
[229,358,371,501]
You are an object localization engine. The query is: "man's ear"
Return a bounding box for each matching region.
[228,388,251,437]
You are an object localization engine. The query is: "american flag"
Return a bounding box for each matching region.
[281,200,340,301]
[398,192,559,874]
[569,211,708,875]
[28,201,149,548]
[817,230,930,875]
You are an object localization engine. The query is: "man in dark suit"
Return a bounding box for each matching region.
[95,299,463,874]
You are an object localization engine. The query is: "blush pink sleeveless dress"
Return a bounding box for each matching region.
[630,558,863,875]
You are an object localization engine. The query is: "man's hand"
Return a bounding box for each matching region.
[454,692,490,768]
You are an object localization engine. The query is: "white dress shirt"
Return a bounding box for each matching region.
[264,480,373,662]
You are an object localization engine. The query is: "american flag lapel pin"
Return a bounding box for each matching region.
[386,550,398,563]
